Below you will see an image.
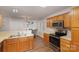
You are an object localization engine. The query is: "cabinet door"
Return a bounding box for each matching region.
[71,28,79,44]
[56,15,64,20]
[29,37,34,49]
[52,16,57,23]
[5,44,16,52]
[47,18,53,28]
[64,13,71,28]
[0,15,3,28]
[71,44,79,52]
[60,38,70,52]
[43,33,49,45]
[71,28,79,52]
[71,7,79,27]
[18,38,29,52]
[3,39,17,52]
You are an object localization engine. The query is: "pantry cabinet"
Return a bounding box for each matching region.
[71,28,79,52]
[70,7,79,52]
[71,7,79,27]
[64,13,71,28]
[0,15,3,28]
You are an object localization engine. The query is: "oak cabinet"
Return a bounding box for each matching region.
[64,13,71,28]
[43,33,49,45]
[0,15,3,28]
[60,38,71,52]
[70,7,79,52]
[71,7,79,27]
[70,44,79,52]
[47,14,64,28]
[56,15,64,20]
[18,37,34,52]
[71,28,79,52]
[3,38,18,52]
[29,37,34,49]
[2,36,34,52]
[18,38,29,52]
[71,28,79,44]
[47,18,53,28]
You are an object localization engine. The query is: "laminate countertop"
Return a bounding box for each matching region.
[0,31,34,43]
[60,35,71,41]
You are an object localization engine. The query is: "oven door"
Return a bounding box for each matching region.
[49,36,60,47]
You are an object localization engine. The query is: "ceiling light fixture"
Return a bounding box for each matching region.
[12,9,18,13]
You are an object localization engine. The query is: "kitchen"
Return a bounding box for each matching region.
[0,6,79,52]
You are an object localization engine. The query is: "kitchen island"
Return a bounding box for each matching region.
[0,31,34,52]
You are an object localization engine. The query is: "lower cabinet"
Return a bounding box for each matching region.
[43,33,49,46]
[70,44,79,52]
[18,38,29,52]
[3,38,18,52]
[70,28,79,52]
[2,36,34,52]
[60,38,71,52]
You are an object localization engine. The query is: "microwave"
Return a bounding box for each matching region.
[52,20,64,28]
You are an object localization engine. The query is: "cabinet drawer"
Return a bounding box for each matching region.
[4,39,17,45]
[61,43,70,48]
[61,39,70,44]
[61,47,70,52]
[70,44,79,52]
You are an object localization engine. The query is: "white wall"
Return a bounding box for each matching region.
[0,16,45,38]
[0,17,38,31]
[36,20,45,37]
[0,17,10,31]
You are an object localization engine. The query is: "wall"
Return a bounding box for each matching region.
[36,20,45,37]
[0,17,38,31]
[0,16,45,38]
[0,17,10,31]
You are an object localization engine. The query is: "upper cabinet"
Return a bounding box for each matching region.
[47,13,72,29]
[56,15,64,20]
[47,18,51,28]
[71,7,79,27]
[47,17,53,28]
[64,13,71,28]
[0,15,3,28]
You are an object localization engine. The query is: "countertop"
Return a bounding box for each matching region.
[0,31,34,43]
[44,32,71,41]
[60,35,71,41]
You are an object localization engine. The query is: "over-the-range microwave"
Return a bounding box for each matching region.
[52,20,64,29]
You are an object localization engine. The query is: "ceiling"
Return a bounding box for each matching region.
[0,6,71,20]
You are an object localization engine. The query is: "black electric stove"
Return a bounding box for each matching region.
[49,31,67,52]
